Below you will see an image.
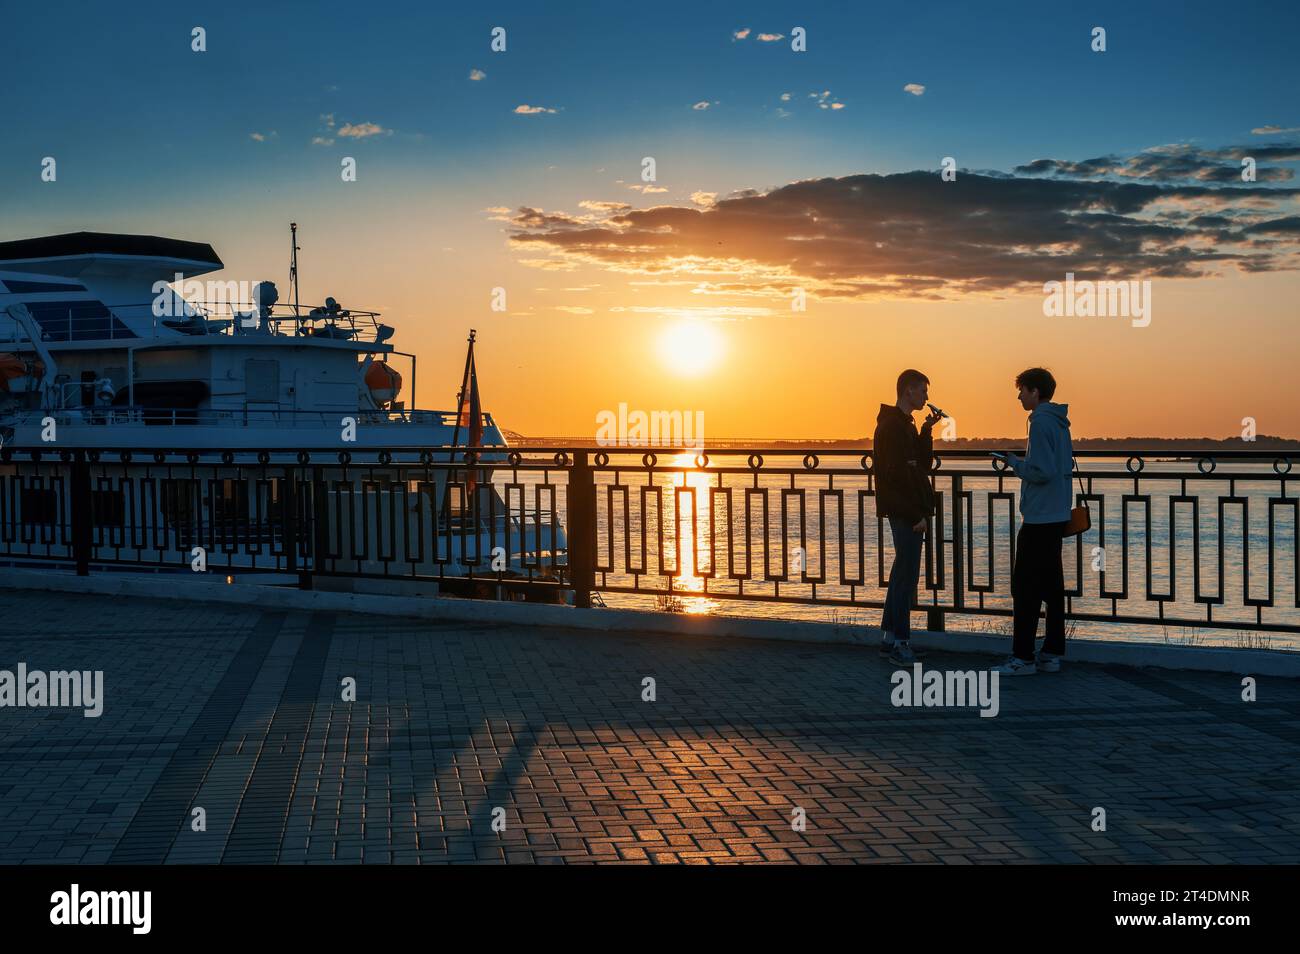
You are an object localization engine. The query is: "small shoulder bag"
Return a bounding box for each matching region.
[1062,461,1090,537]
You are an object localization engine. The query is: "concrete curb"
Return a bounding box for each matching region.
[1,568,1295,677]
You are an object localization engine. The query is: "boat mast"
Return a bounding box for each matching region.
[289,222,301,317]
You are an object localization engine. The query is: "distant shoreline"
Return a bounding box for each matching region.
[512,435,1300,450]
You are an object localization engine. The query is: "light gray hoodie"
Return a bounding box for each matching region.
[1009,402,1074,524]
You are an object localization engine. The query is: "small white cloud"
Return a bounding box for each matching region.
[810,90,845,110]
[690,191,717,207]
[904,83,926,96]
[320,113,336,129]
[692,101,711,110]
[1251,124,1299,134]
[756,33,784,42]
[311,136,335,146]
[469,68,486,81]
[626,184,668,194]
[338,122,390,138]
[514,104,558,115]
[249,131,277,142]
[732,28,751,40]
[779,92,792,102]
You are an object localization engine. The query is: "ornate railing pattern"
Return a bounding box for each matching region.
[0,445,1295,633]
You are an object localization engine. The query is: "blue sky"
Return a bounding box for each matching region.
[5,0,1296,211]
[2,1,1298,438]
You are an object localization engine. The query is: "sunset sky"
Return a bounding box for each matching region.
[3,0,1298,439]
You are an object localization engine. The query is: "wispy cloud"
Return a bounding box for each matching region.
[248,131,277,142]
[609,305,775,319]
[626,183,669,194]
[514,104,558,115]
[756,33,784,42]
[469,68,486,81]
[692,101,712,111]
[904,83,926,96]
[732,28,750,40]
[337,121,390,138]
[1253,125,1300,135]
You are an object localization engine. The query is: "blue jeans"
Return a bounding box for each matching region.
[882,517,924,641]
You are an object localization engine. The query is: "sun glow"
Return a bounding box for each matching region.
[657,320,724,376]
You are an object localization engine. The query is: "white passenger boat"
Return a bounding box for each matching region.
[0,228,564,583]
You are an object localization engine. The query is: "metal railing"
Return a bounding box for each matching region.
[3,407,499,429]
[561,446,1299,635]
[0,445,1295,634]
[0,301,389,343]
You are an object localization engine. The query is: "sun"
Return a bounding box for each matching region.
[657,320,724,376]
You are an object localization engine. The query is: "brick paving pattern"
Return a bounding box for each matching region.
[1,588,1297,864]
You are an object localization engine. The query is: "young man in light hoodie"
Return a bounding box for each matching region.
[993,368,1074,676]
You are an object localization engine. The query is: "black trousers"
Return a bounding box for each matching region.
[1012,521,1068,661]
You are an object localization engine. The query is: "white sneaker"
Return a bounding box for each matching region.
[991,655,1037,676]
[1035,651,1062,673]
[888,642,918,666]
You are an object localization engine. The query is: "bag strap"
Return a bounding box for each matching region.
[1073,458,1087,503]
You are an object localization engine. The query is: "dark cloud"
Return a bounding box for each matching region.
[1015,143,1299,183]
[1245,215,1300,234]
[503,158,1300,299]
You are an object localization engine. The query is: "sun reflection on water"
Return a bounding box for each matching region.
[664,453,716,615]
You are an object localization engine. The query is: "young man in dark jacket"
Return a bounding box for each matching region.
[874,369,942,664]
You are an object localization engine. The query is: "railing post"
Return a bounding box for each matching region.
[70,449,92,576]
[312,465,330,581]
[568,449,596,608]
[282,465,309,589]
[951,474,965,612]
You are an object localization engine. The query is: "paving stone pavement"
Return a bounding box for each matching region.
[1,588,1297,864]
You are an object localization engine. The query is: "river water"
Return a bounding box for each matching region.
[512,453,1298,653]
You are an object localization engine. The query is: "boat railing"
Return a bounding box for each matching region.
[0,301,391,344]
[16,406,496,428]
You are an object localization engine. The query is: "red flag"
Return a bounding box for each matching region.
[468,353,482,450]
[466,346,482,500]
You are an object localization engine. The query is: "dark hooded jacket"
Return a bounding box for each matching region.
[873,404,935,524]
